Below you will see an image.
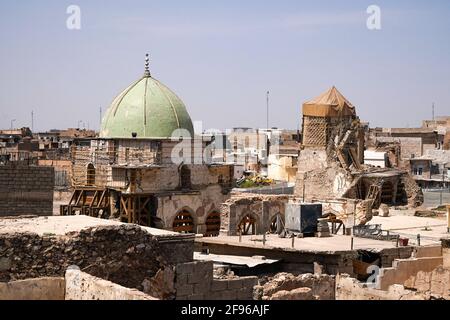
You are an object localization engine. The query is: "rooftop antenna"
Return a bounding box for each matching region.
[266,90,269,129]
[99,107,102,129]
[432,102,435,121]
[144,53,151,77]
[10,119,16,130]
[31,110,34,132]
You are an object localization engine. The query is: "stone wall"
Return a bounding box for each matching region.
[294,165,352,201]
[376,256,443,290]
[379,247,414,268]
[335,274,428,300]
[0,164,54,216]
[376,137,422,159]
[175,261,257,300]
[0,277,65,300]
[65,267,157,300]
[403,266,450,299]
[0,224,193,296]
[157,185,228,234]
[222,195,288,235]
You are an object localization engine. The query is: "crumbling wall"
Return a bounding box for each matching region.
[0,224,192,294]
[294,165,353,201]
[376,256,443,290]
[0,164,54,216]
[253,272,335,300]
[403,266,450,299]
[65,267,157,300]
[400,173,423,207]
[221,194,289,235]
[335,274,428,300]
[0,277,65,300]
[174,261,257,300]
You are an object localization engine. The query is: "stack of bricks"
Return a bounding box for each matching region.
[175,261,258,300]
[0,164,54,216]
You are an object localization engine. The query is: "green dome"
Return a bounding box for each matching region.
[100,70,194,139]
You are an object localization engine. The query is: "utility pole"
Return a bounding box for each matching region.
[432,102,435,121]
[266,91,269,129]
[31,111,34,132]
[99,107,102,129]
[10,119,16,130]
[441,169,445,206]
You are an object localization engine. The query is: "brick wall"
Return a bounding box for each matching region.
[175,261,257,300]
[0,164,54,216]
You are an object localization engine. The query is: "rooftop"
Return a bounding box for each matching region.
[0,215,179,237]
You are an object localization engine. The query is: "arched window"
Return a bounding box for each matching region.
[238,214,256,235]
[205,211,221,237]
[86,163,95,186]
[173,209,194,233]
[269,213,284,234]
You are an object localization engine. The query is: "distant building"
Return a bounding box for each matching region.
[370,127,440,160]
[364,150,388,168]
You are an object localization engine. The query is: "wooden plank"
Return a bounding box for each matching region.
[97,189,106,208]
[89,190,98,208]
[75,190,84,206]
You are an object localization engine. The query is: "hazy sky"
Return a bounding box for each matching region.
[0,0,449,132]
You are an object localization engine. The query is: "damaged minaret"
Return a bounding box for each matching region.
[295,86,365,200]
[294,86,422,227]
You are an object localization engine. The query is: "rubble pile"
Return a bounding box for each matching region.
[253,272,335,300]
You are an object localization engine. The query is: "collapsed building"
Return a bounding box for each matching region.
[61,56,233,236]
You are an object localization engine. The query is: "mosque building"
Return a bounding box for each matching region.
[61,55,233,236]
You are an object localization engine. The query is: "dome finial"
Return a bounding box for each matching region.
[144,53,151,77]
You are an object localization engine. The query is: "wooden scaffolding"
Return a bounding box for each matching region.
[60,187,110,217]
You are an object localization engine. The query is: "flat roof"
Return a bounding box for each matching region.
[194,252,278,267]
[197,215,445,253]
[0,215,179,237]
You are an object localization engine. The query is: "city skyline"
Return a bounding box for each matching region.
[0,0,449,132]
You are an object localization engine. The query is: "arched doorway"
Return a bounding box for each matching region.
[269,213,284,234]
[205,211,221,237]
[238,214,257,235]
[86,163,95,186]
[173,209,195,233]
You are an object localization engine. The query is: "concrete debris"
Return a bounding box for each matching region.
[256,272,335,300]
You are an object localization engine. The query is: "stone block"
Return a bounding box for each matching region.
[175,273,188,286]
[187,293,205,300]
[220,289,238,300]
[176,284,194,297]
[176,262,195,275]
[237,287,253,300]
[227,279,243,290]
[211,280,227,292]
[194,281,211,295]
[241,276,258,289]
